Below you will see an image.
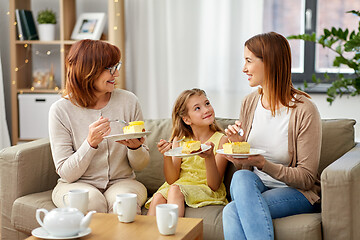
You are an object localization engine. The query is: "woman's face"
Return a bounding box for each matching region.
[93,67,119,95]
[243,46,265,87]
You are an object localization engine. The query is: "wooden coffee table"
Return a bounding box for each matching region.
[27,213,203,240]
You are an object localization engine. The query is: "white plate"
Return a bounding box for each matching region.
[104,131,151,141]
[164,144,211,158]
[31,227,91,239]
[216,148,266,158]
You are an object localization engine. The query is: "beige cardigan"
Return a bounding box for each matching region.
[49,89,150,189]
[240,91,322,204]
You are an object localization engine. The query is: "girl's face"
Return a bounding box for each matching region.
[243,46,265,87]
[93,67,119,96]
[183,94,215,127]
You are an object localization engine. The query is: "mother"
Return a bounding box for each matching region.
[222,32,321,240]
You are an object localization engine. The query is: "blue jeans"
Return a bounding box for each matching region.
[222,170,319,240]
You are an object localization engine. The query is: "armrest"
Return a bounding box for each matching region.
[0,138,58,218]
[321,143,360,240]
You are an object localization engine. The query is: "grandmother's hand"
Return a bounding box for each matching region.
[117,137,145,150]
[87,116,110,148]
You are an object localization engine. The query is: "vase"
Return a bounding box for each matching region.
[38,24,56,41]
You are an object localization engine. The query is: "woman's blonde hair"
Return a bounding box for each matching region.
[245,32,310,115]
[170,88,223,141]
[63,39,121,108]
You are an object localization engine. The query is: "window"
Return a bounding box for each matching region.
[263,0,360,90]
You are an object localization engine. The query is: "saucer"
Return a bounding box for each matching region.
[31,227,91,239]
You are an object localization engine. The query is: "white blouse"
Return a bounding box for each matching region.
[248,97,291,188]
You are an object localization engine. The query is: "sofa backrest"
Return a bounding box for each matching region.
[318,119,355,173]
[136,118,356,196]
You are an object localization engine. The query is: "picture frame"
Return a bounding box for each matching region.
[71,13,106,40]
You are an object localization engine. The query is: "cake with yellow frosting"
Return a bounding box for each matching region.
[182,140,201,154]
[223,142,250,154]
[123,121,146,134]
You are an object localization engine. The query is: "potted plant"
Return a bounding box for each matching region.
[37,8,57,41]
[288,10,360,104]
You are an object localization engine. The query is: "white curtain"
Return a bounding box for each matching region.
[124,0,263,119]
[0,50,10,149]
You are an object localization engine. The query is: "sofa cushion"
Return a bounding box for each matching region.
[273,213,322,240]
[12,190,55,234]
[319,119,356,173]
[184,205,224,240]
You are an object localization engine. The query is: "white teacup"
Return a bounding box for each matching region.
[113,193,137,223]
[156,204,179,235]
[63,189,89,215]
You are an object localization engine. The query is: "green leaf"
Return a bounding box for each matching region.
[331,27,337,35]
[347,10,360,17]
[324,29,331,38]
[303,80,308,88]
[344,37,360,52]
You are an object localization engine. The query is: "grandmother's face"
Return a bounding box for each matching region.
[93,67,119,96]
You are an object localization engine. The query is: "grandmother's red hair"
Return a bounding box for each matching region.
[63,39,121,108]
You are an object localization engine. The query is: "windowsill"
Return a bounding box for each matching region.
[293,83,355,94]
[293,83,331,93]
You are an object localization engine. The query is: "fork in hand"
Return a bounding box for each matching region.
[109,119,128,125]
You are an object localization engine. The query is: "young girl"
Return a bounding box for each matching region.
[145,88,228,216]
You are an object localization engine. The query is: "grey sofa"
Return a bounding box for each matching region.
[0,118,359,240]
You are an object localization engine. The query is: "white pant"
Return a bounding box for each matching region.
[52,179,147,214]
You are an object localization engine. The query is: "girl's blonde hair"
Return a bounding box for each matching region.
[245,32,310,116]
[170,88,223,141]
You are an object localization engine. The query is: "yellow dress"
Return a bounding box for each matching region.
[145,131,228,209]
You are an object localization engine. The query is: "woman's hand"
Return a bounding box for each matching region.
[225,154,266,170]
[87,116,111,148]
[225,120,245,142]
[117,137,145,150]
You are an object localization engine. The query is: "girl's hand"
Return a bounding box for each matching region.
[225,154,266,169]
[198,142,215,159]
[117,137,145,150]
[157,139,172,155]
[87,116,111,148]
[225,120,245,142]
[171,136,181,149]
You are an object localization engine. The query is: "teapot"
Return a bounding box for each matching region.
[36,207,96,237]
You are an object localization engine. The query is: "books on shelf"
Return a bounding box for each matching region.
[15,9,39,40]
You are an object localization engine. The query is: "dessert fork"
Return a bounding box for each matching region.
[109,119,128,125]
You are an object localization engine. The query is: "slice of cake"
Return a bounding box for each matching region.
[223,142,250,154]
[181,140,201,154]
[123,121,146,134]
